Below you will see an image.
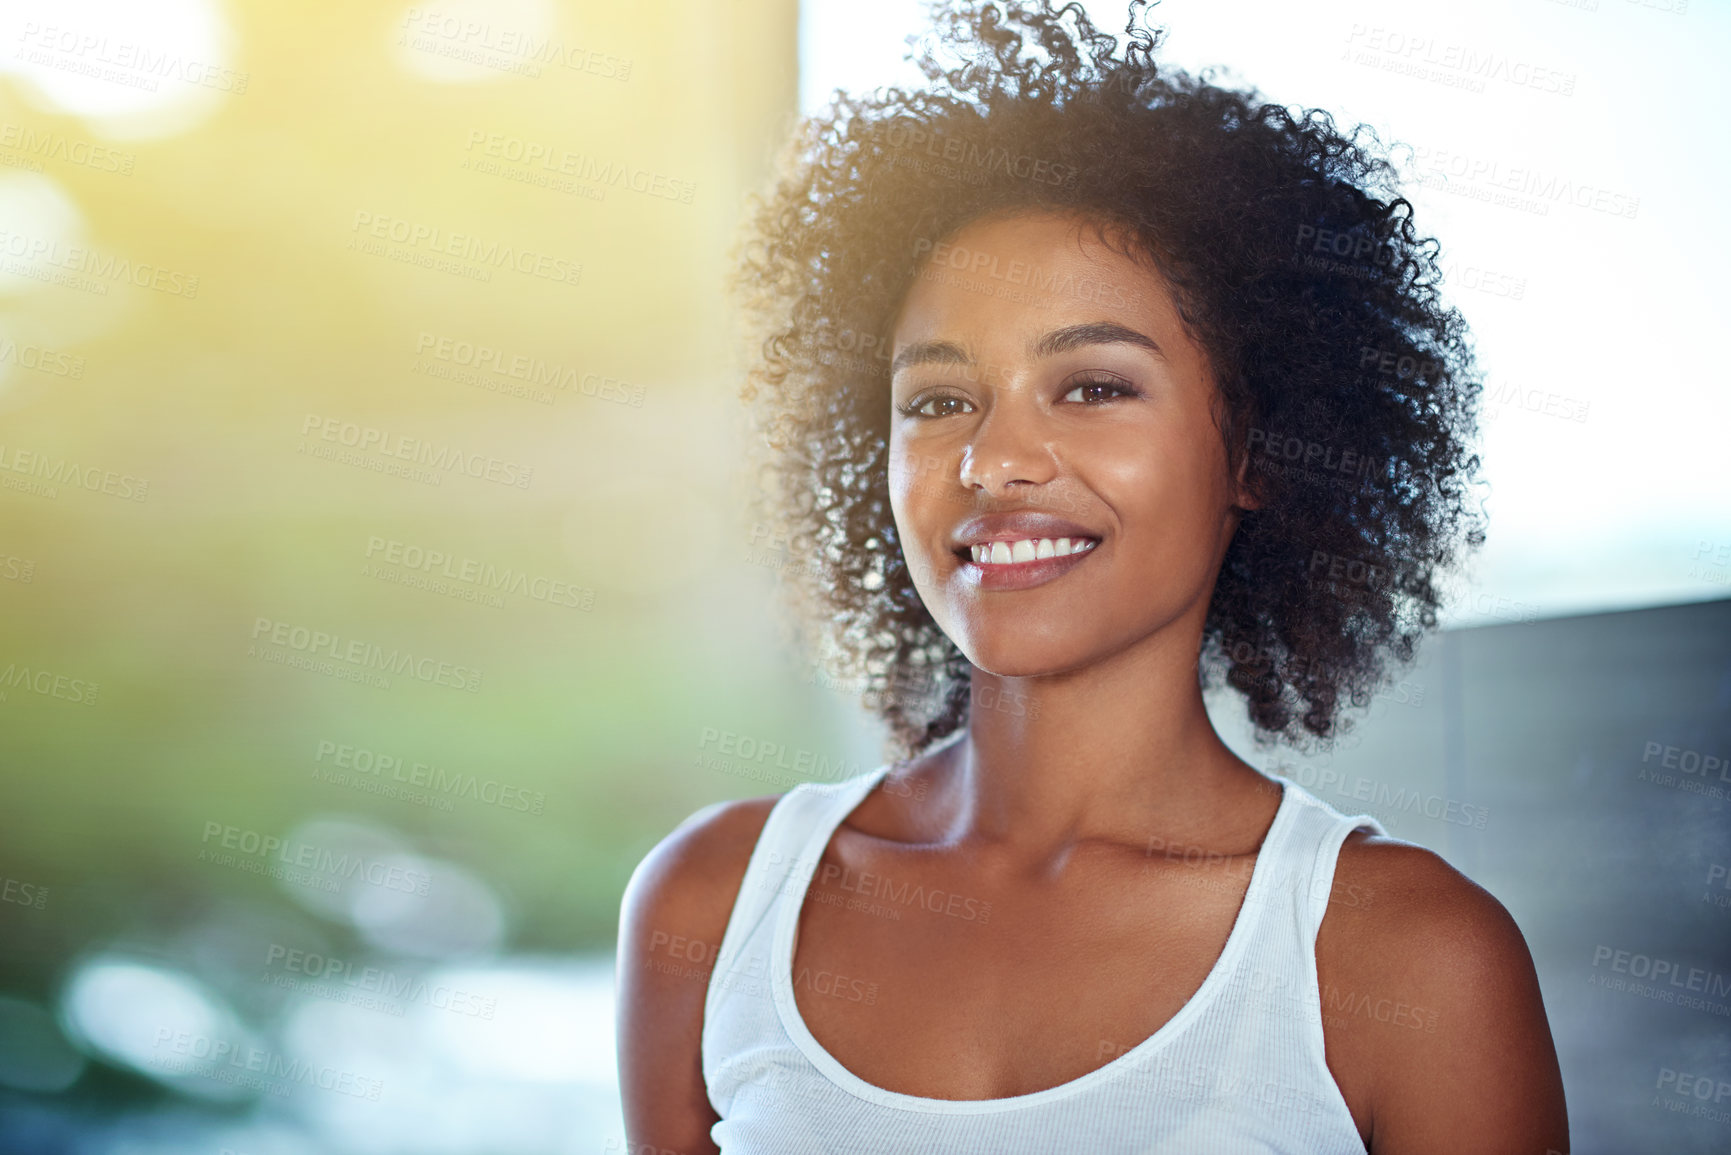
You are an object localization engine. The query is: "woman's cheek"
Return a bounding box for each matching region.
[886,472,938,588]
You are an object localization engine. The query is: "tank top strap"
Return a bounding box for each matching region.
[704,767,890,1027]
[1274,778,1388,943]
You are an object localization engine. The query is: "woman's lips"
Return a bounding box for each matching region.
[953,536,1100,591]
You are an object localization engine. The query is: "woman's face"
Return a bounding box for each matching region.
[887,210,1254,679]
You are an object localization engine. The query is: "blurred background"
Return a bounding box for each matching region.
[0,0,1724,1152]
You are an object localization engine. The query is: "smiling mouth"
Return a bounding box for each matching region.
[959,537,1100,566]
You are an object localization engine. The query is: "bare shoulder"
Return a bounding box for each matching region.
[615,793,781,1153]
[620,793,783,939]
[1328,830,1532,967]
[1318,832,1568,1153]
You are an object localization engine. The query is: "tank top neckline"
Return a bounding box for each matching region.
[769,764,1300,1114]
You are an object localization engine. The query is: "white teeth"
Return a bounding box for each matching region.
[968,537,1099,565]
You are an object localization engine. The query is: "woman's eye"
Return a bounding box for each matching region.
[900,393,975,418]
[1060,376,1139,404]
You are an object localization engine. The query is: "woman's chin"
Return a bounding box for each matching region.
[955,636,1090,683]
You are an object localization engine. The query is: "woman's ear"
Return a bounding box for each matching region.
[1231,447,1263,512]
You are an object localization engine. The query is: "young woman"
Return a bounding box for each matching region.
[617,3,1567,1151]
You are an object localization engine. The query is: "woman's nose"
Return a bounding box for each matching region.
[957,390,1058,496]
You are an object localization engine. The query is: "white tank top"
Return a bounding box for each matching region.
[701,764,1387,1153]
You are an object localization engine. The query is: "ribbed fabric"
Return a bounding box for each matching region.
[701,764,1385,1153]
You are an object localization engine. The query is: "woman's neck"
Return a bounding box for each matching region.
[919,630,1276,867]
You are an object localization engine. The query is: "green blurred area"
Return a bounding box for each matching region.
[0,0,885,995]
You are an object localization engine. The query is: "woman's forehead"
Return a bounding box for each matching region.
[891,211,1187,359]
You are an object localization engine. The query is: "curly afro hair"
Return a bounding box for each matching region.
[733,0,1488,762]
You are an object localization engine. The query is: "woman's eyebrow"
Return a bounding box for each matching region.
[890,339,972,376]
[889,322,1162,377]
[1031,321,1163,359]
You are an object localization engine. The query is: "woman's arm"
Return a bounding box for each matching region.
[615,795,779,1154]
[1318,834,1569,1154]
